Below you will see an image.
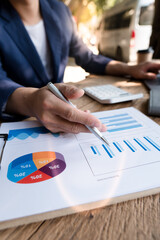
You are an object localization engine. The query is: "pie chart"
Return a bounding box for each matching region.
[7,151,66,184]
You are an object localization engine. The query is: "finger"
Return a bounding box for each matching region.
[84,109,91,113]
[46,122,90,134]
[143,62,160,74]
[146,62,160,70]
[44,114,107,134]
[142,72,157,80]
[42,88,106,131]
[55,83,84,99]
[45,93,101,128]
[83,110,106,131]
[54,102,103,128]
[42,114,90,133]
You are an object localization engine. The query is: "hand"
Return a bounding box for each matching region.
[128,61,160,80]
[106,60,160,80]
[6,83,106,134]
[32,84,107,133]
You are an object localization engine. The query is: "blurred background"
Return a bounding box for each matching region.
[61,0,160,82]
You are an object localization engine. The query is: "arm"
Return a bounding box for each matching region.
[105,60,160,80]
[66,7,112,75]
[0,56,24,120]
[65,5,160,80]
[5,84,106,134]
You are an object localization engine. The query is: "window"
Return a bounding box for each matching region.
[139,3,154,26]
[103,8,133,30]
[120,9,134,28]
[104,17,110,30]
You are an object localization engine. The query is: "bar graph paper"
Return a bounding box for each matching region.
[78,108,160,179]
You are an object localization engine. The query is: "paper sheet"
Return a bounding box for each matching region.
[0,107,160,223]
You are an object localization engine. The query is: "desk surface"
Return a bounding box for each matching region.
[1,75,160,240]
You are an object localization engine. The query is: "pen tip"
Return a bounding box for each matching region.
[101,136,110,146]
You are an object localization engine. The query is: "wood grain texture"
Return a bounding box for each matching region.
[1,75,160,240]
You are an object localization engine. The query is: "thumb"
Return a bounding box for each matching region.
[56,84,84,99]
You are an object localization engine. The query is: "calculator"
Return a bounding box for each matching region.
[84,84,143,104]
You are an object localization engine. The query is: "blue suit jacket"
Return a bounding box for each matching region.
[0,0,111,120]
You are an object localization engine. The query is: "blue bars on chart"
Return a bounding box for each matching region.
[99,113,129,121]
[91,144,116,158]
[102,144,113,158]
[113,142,123,152]
[90,146,101,155]
[134,138,150,151]
[107,120,137,127]
[90,136,160,157]
[91,146,96,155]
[99,113,142,133]
[144,136,160,151]
[94,146,101,155]
[108,124,142,133]
[123,140,136,152]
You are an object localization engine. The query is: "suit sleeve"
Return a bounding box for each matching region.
[66,7,112,75]
[0,56,24,120]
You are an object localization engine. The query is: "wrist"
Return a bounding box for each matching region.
[6,87,38,117]
[105,60,130,76]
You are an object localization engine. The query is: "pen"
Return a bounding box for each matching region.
[47,82,109,146]
[0,134,8,169]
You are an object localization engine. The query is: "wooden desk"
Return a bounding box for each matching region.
[1,75,160,240]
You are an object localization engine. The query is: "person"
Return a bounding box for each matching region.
[150,0,160,59]
[0,0,160,134]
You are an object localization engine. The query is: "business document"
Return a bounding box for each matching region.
[0,107,160,229]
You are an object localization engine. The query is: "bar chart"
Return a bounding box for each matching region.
[80,133,160,176]
[99,113,142,133]
[76,109,145,142]
[89,136,158,157]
